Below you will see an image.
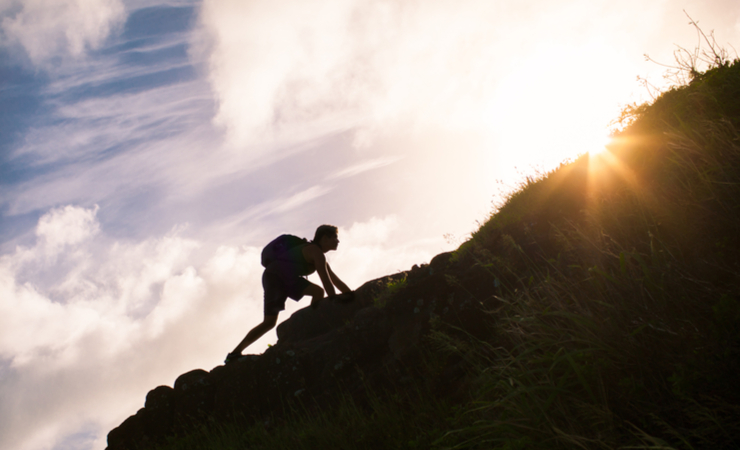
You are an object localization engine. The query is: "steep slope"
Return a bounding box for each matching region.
[107,59,740,450]
[106,252,498,450]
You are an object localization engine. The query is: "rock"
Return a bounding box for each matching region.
[429,251,454,273]
[173,369,215,427]
[276,300,358,343]
[142,386,175,440]
[275,273,389,343]
[145,386,175,410]
[174,369,210,392]
[107,254,496,449]
[107,409,146,450]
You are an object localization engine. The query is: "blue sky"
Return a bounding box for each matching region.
[1,1,739,449]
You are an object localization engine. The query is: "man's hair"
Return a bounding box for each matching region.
[312,224,338,243]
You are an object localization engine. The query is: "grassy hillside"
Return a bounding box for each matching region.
[148,57,740,449]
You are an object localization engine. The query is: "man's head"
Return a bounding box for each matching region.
[313,224,339,252]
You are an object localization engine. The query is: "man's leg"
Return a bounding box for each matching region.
[228,268,285,358]
[304,283,325,309]
[229,314,278,356]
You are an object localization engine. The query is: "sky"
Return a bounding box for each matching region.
[0,0,738,449]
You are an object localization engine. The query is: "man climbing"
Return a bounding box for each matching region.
[225,224,352,363]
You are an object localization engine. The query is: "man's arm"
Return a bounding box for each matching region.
[305,245,337,297]
[327,264,351,294]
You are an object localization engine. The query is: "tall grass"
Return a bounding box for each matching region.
[441,60,740,449]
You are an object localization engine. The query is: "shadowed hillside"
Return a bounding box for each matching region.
[107,57,740,450]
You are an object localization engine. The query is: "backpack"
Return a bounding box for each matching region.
[261,234,309,268]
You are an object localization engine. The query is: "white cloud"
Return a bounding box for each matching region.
[0,204,246,450]
[340,215,399,247]
[272,185,333,214]
[198,0,356,146]
[1,80,222,221]
[197,0,688,152]
[13,78,214,166]
[327,156,403,180]
[35,204,100,255]
[0,0,126,65]
[198,0,510,147]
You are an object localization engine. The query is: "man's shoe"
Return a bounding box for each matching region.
[225,352,242,364]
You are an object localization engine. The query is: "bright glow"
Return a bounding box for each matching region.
[588,135,613,156]
[475,42,629,193]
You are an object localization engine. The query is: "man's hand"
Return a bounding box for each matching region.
[330,291,355,304]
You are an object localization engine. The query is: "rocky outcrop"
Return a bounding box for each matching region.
[106,251,497,450]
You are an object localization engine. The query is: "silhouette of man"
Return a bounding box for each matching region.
[225,225,351,363]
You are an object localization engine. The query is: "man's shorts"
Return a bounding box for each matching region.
[262,263,311,316]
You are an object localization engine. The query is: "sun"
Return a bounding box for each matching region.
[588,134,612,156]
